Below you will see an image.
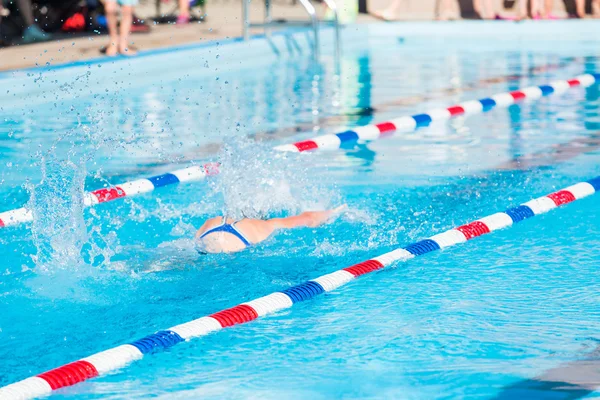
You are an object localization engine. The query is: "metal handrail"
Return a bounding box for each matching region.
[321,0,340,64]
[297,0,319,59]
[242,0,341,64]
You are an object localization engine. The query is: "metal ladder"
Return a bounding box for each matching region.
[241,0,341,62]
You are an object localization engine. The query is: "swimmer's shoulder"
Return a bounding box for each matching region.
[195,216,225,238]
[234,218,277,242]
[195,217,275,243]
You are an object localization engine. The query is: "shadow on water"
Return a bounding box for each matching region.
[494,345,600,400]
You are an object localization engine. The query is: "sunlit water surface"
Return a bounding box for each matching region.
[0,22,599,399]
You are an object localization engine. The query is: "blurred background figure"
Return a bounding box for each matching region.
[103,0,137,56]
[7,0,51,43]
[436,0,454,19]
[153,0,205,25]
[517,0,542,19]
[370,0,456,20]
[2,0,599,52]
[177,0,190,24]
[17,0,49,42]
[541,0,559,18]
[371,0,493,21]
[570,0,600,17]
[573,0,585,17]
[370,0,405,20]
[0,2,4,46]
[473,0,495,18]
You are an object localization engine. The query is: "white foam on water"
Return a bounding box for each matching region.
[210,136,338,220]
[126,238,201,274]
[341,207,378,225]
[83,227,121,268]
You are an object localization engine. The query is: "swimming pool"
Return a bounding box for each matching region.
[1,21,600,399]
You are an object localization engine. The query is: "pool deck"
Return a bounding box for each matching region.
[0,0,573,72]
[0,2,379,72]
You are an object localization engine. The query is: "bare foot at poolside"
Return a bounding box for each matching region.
[119,43,137,56]
[370,10,396,21]
[105,43,118,57]
[514,13,530,21]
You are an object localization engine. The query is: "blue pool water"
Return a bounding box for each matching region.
[1,21,600,398]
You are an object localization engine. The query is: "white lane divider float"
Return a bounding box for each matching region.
[1,176,598,399]
[0,74,598,229]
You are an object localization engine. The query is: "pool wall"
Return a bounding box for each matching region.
[2,21,600,109]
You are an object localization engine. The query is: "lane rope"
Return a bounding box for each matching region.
[273,74,599,152]
[1,176,598,399]
[0,164,220,228]
[0,74,597,229]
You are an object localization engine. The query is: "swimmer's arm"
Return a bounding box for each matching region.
[241,206,346,244]
[242,212,333,245]
[266,205,347,230]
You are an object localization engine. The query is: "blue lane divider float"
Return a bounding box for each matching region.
[1,176,598,399]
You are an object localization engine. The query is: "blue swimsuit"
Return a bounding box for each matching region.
[198,218,252,248]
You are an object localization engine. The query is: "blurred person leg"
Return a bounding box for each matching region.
[538,0,555,18]
[17,0,50,42]
[593,0,600,17]
[530,0,542,17]
[371,0,404,21]
[0,2,3,46]
[103,0,119,55]
[436,0,454,20]
[542,0,554,17]
[16,0,34,26]
[119,3,136,55]
[177,0,190,23]
[473,0,495,18]
[516,0,529,19]
[575,0,585,16]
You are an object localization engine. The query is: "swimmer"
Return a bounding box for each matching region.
[195,205,347,254]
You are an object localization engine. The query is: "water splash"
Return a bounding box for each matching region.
[27,157,87,272]
[211,136,337,220]
[82,227,120,268]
